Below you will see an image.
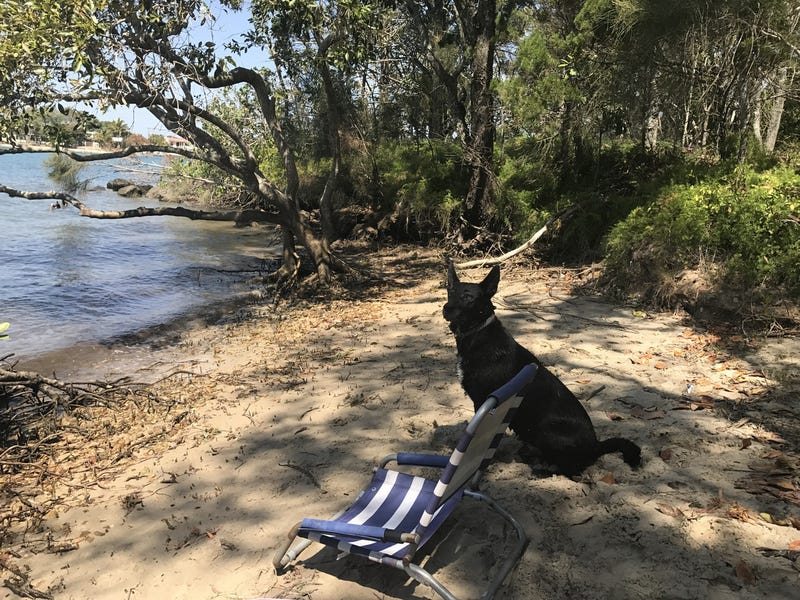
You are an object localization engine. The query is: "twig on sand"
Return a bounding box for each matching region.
[0,365,203,551]
[279,461,321,488]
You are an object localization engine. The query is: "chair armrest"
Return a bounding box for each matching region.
[380,453,450,468]
[489,363,539,404]
[300,518,417,544]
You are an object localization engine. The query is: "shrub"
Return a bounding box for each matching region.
[605,165,800,297]
[45,154,88,194]
[366,140,470,238]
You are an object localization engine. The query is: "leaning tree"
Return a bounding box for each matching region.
[0,0,355,283]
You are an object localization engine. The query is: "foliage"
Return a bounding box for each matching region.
[12,108,100,148]
[94,119,131,147]
[44,154,89,194]
[496,21,580,142]
[1,0,799,294]
[495,137,559,240]
[369,140,470,238]
[148,133,167,146]
[605,163,800,297]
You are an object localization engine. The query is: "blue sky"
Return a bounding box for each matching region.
[95,1,265,135]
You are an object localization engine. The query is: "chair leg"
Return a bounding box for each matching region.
[404,491,527,600]
[463,489,529,600]
[274,507,349,572]
[273,522,311,571]
[404,563,459,600]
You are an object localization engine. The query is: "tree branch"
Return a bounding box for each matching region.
[0,185,280,226]
[0,143,198,162]
[455,204,579,268]
[122,88,257,169]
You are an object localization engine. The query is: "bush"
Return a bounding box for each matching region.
[604,164,800,297]
[45,154,88,194]
[496,137,558,242]
[365,140,470,239]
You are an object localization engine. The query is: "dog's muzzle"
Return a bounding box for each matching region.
[442,304,456,322]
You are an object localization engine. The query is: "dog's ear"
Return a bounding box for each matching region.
[447,261,459,289]
[480,265,501,296]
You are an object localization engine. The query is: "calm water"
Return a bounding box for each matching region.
[0,152,275,362]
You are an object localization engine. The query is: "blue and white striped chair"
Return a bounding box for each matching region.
[273,363,538,600]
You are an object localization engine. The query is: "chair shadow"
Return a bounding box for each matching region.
[293,493,525,599]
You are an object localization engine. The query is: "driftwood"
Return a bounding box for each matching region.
[455,204,579,269]
[0,366,172,597]
[0,368,149,466]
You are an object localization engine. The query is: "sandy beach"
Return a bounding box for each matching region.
[3,245,799,600]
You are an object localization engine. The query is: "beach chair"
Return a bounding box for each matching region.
[273,363,538,600]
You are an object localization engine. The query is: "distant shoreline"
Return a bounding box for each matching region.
[0,143,109,153]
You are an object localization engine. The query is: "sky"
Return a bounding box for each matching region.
[92,1,265,136]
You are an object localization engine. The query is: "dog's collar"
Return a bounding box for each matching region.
[456,314,496,339]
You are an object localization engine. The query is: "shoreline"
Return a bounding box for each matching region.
[11,287,270,382]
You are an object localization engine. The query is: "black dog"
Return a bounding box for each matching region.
[443,263,641,476]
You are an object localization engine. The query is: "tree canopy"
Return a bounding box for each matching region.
[1,0,798,287]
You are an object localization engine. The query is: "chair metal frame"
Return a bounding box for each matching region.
[273,363,538,600]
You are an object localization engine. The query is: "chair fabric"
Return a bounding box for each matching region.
[300,467,464,565]
[274,363,539,600]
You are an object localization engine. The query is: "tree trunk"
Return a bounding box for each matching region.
[285,209,334,284]
[764,66,788,153]
[460,0,497,240]
[701,101,711,149]
[682,47,699,148]
[318,60,341,246]
[255,175,336,283]
[280,227,300,278]
[736,78,754,164]
[644,111,661,152]
[752,84,763,146]
[642,70,660,153]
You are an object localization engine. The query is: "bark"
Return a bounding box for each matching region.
[642,70,660,153]
[644,112,661,152]
[460,0,498,240]
[701,102,711,148]
[752,88,763,146]
[204,67,308,274]
[764,66,788,153]
[280,228,300,280]
[284,210,336,283]
[736,79,754,164]
[316,43,342,247]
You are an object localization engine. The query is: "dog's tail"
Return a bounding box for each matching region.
[596,437,642,468]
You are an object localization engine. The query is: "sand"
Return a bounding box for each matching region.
[3,246,799,600]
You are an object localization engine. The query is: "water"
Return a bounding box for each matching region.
[0,152,276,363]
